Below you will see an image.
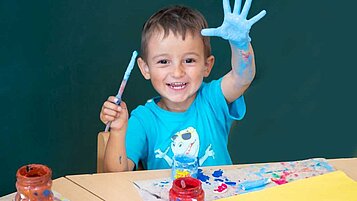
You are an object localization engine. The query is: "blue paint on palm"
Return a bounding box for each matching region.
[201,0,266,50]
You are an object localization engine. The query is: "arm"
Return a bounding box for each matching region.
[100,97,135,172]
[201,0,266,103]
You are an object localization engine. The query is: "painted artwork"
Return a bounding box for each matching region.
[132,158,335,201]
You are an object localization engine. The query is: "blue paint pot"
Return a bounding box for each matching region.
[171,155,198,180]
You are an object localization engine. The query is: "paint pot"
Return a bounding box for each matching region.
[171,155,198,180]
[169,177,204,201]
[15,164,53,201]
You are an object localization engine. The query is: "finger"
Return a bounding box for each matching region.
[100,113,109,124]
[248,10,266,26]
[240,0,252,18]
[107,96,119,104]
[119,101,127,109]
[233,0,242,14]
[103,107,118,117]
[102,114,116,122]
[103,101,120,111]
[201,28,220,37]
[223,0,232,14]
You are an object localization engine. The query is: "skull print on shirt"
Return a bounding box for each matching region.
[154,126,215,166]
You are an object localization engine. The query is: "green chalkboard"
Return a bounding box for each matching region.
[1,0,356,196]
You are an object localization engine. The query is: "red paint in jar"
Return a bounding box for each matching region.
[169,177,204,201]
[15,164,53,201]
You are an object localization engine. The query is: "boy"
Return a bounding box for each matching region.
[100,0,266,172]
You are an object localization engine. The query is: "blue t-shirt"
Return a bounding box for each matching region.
[125,78,246,170]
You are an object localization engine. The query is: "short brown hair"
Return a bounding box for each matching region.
[140,5,211,61]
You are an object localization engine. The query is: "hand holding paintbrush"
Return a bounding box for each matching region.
[101,51,138,132]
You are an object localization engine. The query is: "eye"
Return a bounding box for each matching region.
[157,59,168,64]
[182,133,192,140]
[184,58,195,63]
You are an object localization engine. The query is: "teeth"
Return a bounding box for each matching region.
[172,85,184,89]
[167,82,187,89]
[171,82,185,86]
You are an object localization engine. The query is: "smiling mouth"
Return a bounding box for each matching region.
[166,82,188,90]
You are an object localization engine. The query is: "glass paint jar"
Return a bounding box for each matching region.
[169,177,204,201]
[171,155,198,180]
[15,164,53,201]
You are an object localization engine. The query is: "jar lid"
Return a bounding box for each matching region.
[16,164,52,184]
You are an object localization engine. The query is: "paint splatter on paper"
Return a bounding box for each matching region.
[133,158,335,201]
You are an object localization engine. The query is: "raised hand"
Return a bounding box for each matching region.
[100,96,128,131]
[201,0,266,50]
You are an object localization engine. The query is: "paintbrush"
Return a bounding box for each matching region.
[105,50,138,132]
[133,182,163,199]
[239,178,271,191]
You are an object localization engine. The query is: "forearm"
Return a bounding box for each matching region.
[222,43,256,103]
[103,127,131,172]
[231,43,255,84]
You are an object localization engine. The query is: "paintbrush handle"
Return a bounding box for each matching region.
[104,122,111,132]
[104,51,137,132]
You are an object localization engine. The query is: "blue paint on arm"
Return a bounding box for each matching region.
[237,50,253,75]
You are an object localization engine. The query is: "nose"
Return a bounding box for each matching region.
[172,63,185,78]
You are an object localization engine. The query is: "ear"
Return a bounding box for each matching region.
[203,55,215,77]
[137,57,151,80]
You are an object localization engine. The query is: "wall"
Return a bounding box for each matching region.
[1,0,356,196]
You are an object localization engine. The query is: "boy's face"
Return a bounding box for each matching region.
[138,30,214,111]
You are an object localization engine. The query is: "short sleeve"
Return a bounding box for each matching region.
[228,95,246,120]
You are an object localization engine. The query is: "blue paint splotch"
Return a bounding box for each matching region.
[214,178,224,182]
[211,169,237,186]
[43,190,51,197]
[197,169,210,184]
[223,177,236,186]
[212,169,224,177]
[316,161,334,172]
[225,181,237,186]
